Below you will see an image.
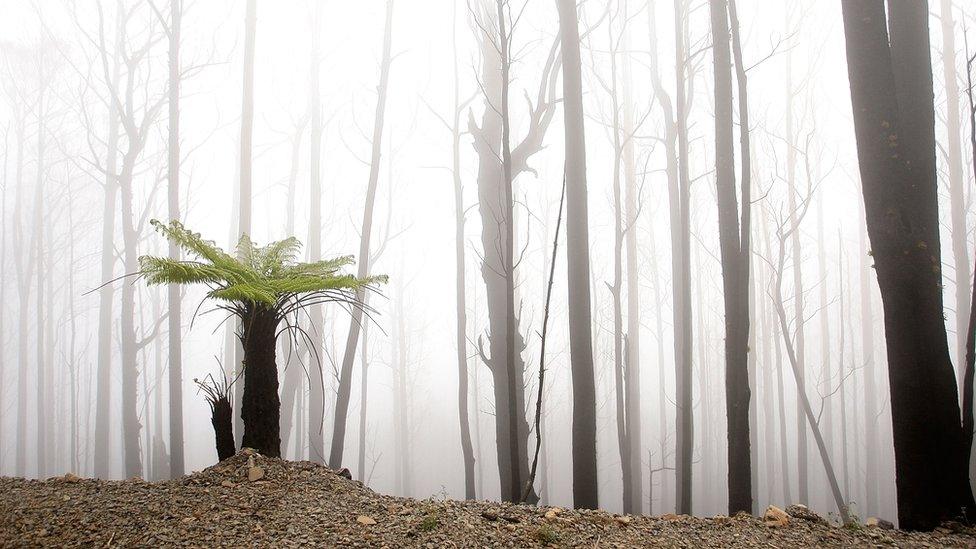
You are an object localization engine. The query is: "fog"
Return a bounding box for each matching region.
[1,0,974,529]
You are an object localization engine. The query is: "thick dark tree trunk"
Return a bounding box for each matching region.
[710,0,752,515]
[556,0,599,510]
[240,305,281,458]
[842,0,975,530]
[212,396,236,462]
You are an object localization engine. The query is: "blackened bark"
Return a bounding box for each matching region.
[212,396,235,462]
[842,0,975,530]
[240,305,281,458]
[710,0,751,515]
[556,0,599,510]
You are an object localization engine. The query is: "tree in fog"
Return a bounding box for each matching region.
[329,0,394,470]
[708,0,753,515]
[842,0,976,530]
[140,220,384,458]
[648,0,695,515]
[467,0,558,503]
[556,0,599,510]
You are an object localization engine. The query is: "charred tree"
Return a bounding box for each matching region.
[841,0,975,530]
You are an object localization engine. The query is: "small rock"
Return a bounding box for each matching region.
[713,515,732,525]
[504,524,516,532]
[763,505,789,527]
[865,517,894,530]
[357,515,377,526]
[61,473,81,483]
[338,468,353,480]
[614,515,632,526]
[481,510,499,522]
[544,508,561,520]
[221,480,235,488]
[786,504,826,524]
[248,466,265,482]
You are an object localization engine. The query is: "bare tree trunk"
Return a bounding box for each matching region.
[940,0,971,390]
[816,201,833,466]
[94,38,121,480]
[711,0,752,515]
[557,0,599,510]
[307,3,325,463]
[785,49,808,506]
[842,0,974,529]
[329,0,393,469]
[858,213,879,516]
[621,12,643,514]
[233,0,258,449]
[33,72,47,479]
[450,0,476,501]
[837,233,851,503]
[166,0,185,479]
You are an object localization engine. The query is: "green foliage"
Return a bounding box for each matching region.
[534,525,561,545]
[139,219,387,311]
[418,513,439,532]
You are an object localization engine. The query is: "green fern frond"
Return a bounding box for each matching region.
[142,219,387,310]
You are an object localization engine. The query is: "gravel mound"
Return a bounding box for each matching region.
[1,450,974,547]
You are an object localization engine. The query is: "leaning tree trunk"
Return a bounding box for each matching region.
[240,304,281,458]
[329,0,393,469]
[556,0,599,510]
[841,0,975,529]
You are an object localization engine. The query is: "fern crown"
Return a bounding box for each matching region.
[139,219,387,307]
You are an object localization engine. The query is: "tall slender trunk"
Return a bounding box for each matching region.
[621,10,642,514]
[557,0,599,510]
[451,0,476,501]
[838,233,851,503]
[711,0,752,514]
[842,0,974,529]
[234,0,257,448]
[307,5,325,462]
[94,47,121,480]
[816,201,832,466]
[167,0,185,479]
[329,0,393,469]
[940,0,971,389]
[673,0,694,513]
[785,50,808,506]
[858,215,879,516]
[356,322,369,481]
[33,75,46,478]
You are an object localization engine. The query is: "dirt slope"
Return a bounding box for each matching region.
[1,450,973,548]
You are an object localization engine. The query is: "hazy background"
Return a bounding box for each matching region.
[1,0,974,523]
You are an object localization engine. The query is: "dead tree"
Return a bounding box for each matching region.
[557,0,599,509]
[329,0,394,469]
[842,0,975,530]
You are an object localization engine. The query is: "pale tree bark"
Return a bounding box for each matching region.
[939,0,971,389]
[307,1,325,463]
[329,0,393,469]
[556,0,599,510]
[649,0,694,514]
[857,210,879,516]
[165,0,185,478]
[233,0,258,449]
[467,0,557,504]
[842,0,974,529]
[447,0,476,500]
[784,46,808,506]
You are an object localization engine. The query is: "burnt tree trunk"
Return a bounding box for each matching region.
[842,0,975,530]
[240,305,281,458]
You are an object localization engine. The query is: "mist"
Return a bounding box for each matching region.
[1,0,975,535]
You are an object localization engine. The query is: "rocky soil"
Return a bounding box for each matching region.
[1,450,974,548]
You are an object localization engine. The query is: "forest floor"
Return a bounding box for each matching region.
[0,450,974,548]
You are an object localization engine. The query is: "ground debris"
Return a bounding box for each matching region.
[1,451,973,548]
